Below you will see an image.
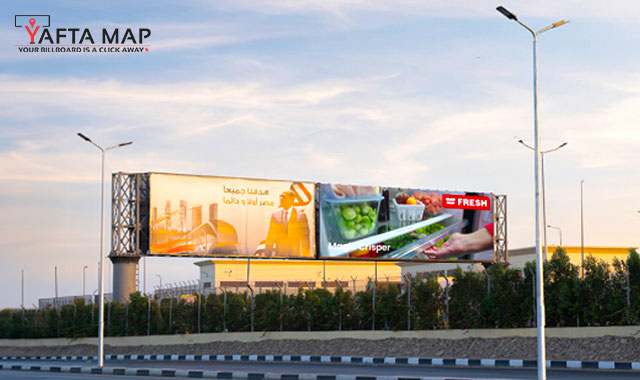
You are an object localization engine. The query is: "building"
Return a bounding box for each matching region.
[38,293,113,309]
[195,258,401,294]
[506,245,638,270]
[191,246,638,296]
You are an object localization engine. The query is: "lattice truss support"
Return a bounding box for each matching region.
[111,172,149,257]
[493,194,508,263]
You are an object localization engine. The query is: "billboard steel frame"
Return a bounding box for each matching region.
[110,172,149,257]
[493,194,508,263]
[110,172,508,264]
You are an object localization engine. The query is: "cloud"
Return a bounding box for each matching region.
[205,0,640,22]
[1,59,639,185]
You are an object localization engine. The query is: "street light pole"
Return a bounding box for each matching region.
[518,140,567,260]
[78,133,132,368]
[497,6,568,380]
[581,180,585,278]
[547,224,562,246]
[21,270,24,325]
[83,265,88,300]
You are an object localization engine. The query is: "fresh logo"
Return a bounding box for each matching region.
[442,194,491,211]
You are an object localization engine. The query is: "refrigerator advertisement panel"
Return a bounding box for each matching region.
[318,183,494,262]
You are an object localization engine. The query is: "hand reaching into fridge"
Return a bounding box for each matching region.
[420,225,493,259]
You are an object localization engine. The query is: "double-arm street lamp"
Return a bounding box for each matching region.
[518,140,567,260]
[78,133,132,368]
[497,6,569,380]
[83,265,88,299]
[546,224,563,246]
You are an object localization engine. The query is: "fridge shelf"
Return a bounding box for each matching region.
[324,213,454,258]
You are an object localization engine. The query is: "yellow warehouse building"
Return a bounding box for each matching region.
[196,259,401,294]
[194,246,638,294]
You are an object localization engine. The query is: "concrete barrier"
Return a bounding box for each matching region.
[1,326,639,347]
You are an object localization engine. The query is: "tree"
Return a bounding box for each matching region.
[577,255,611,326]
[545,247,579,327]
[410,274,442,330]
[449,267,486,328]
[482,264,529,328]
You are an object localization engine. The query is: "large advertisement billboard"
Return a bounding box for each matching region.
[149,173,316,258]
[144,173,496,262]
[317,184,494,262]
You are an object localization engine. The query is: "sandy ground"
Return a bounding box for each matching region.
[1,336,639,362]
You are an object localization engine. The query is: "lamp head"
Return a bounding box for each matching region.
[497,6,517,20]
[77,133,91,142]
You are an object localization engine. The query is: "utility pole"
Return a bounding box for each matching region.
[143,256,147,295]
[83,265,88,300]
[497,7,568,379]
[77,132,132,368]
[54,266,58,311]
[580,180,585,278]
[21,270,25,326]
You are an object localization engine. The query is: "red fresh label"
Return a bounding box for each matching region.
[442,194,491,211]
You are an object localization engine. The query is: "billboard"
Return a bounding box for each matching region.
[317,183,494,262]
[148,173,315,258]
[141,173,498,262]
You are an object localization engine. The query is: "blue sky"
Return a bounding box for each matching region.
[1,1,640,308]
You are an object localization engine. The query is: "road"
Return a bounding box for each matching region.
[1,359,639,379]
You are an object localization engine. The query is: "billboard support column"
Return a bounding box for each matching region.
[111,256,141,303]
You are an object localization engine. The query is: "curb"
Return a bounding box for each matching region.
[0,363,468,379]
[2,354,640,371]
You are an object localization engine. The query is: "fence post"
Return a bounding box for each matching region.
[305,282,312,331]
[351,276,357,294]
[222,288,227,332]
[147,294,151,336]
[371,279,376,331]
[308,296,312,332]
[624,259,630,324]
[573,268,580,327]
[405,274,412,331]
[247,285,254,333]
[277,284,283,332]
[197,290,201,334]
[444,270,449,329]
[72,303,77,336]
[373,263,377,331]
[335,280,343,332]
[169,293,173,334]
[107,299,111,336]
[323,260,327,289]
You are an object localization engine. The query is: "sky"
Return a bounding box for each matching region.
[1,0,639,309]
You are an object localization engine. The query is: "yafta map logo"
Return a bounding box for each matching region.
[15,15,151,53]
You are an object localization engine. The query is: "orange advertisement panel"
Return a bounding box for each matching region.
[148,173,315,258]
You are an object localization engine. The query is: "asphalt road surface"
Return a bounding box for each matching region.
[1,359,639,380]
